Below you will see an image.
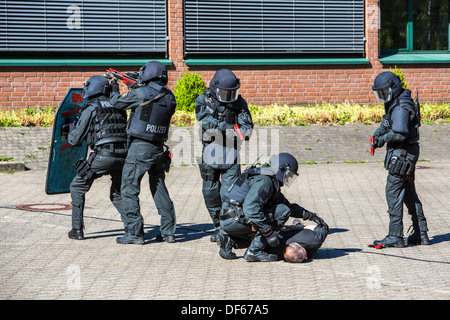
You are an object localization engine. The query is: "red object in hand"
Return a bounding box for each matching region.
[234,124,244,141]
[370,136,376,155]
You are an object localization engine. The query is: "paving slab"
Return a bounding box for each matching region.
[0,124,448,302]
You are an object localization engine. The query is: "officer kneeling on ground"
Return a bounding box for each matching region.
[371,71,429,248]
[109,61,177,245]
[217,152,327,262]
[68,75,128,240]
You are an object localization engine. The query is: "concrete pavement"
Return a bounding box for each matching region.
[0,124,449,301]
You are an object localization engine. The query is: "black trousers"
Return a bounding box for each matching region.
[200,162,241,229]
[385,144,427,237]
[120,140,176,237]
[70,152,126,230]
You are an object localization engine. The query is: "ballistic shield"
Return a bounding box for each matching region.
[45,88,88,194]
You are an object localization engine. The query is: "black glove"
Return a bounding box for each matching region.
[372,135,386,148]
[262,227,281,247]
[219,122,234,132]
[110,80,120,93]
[312,216,329,230]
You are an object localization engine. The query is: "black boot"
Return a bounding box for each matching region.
[373,235,405,248]
[68,228,84,240]
[419,232,430,245]
[244,248,278,262]
[407,229,430,245]
[156,234,176,243]
[116,233,144,245]
[217,233,237,259]
[210,229,220,243]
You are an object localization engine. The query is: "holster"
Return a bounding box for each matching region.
[74,152,96,182]
[160,145,172,173]
[388,149,414,177]
[220,206,250,226]
[199,164,219,182]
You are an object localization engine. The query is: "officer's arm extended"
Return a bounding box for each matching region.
[277,193,325,224]
[68,105,95,146]
[110,90,144,111]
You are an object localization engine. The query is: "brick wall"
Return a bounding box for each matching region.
[1,0,449,109]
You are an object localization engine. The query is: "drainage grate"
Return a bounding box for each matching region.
[16,204,72,211]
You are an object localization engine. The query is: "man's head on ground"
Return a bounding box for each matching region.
[284,242,308,263]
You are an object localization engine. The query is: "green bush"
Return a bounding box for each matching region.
[390,65,409,89]
[1,102,449,127]
[173,72,206,112]
[0,106,56,127]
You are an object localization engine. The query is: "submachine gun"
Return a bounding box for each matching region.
[105,68,139,89]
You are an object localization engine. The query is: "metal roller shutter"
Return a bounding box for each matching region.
[0,0,167,52]
[184,0,365,55]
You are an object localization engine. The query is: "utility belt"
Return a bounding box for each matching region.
[387,149,415,177]
[127,137,172,172]
[219,205,274,229]
[74,142,128,182]
[96,142,127,158]
[128,136,163,147]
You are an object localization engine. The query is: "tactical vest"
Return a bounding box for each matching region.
[382,91,420,146]
[88,97,127,148]
[127,82,173,142]
[222,166,280,207]
[200,90,245,149]
[204,89,243,125]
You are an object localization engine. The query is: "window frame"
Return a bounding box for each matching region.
[183,0,368,66]
[0,0,170,66]
[379,0,450,59]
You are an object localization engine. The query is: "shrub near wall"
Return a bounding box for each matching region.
[1,103,449,127]
[173,72,206,112]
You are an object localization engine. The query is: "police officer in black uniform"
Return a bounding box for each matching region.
[110,61,177,245]
[371,71,429,247]
[68,75,128,240]
[217,152,327,262]
[195,69,253,242]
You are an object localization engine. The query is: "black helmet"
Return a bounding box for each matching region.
[372,71,403,103]
[210,69,240,103]
[138,61,168,85]
[82,75,111,99]
[267,153,299,187]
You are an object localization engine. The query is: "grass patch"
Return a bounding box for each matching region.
[0,156,16,161]
[1,102,449,127]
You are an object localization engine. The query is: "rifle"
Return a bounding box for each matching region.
[105,68,139,89]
